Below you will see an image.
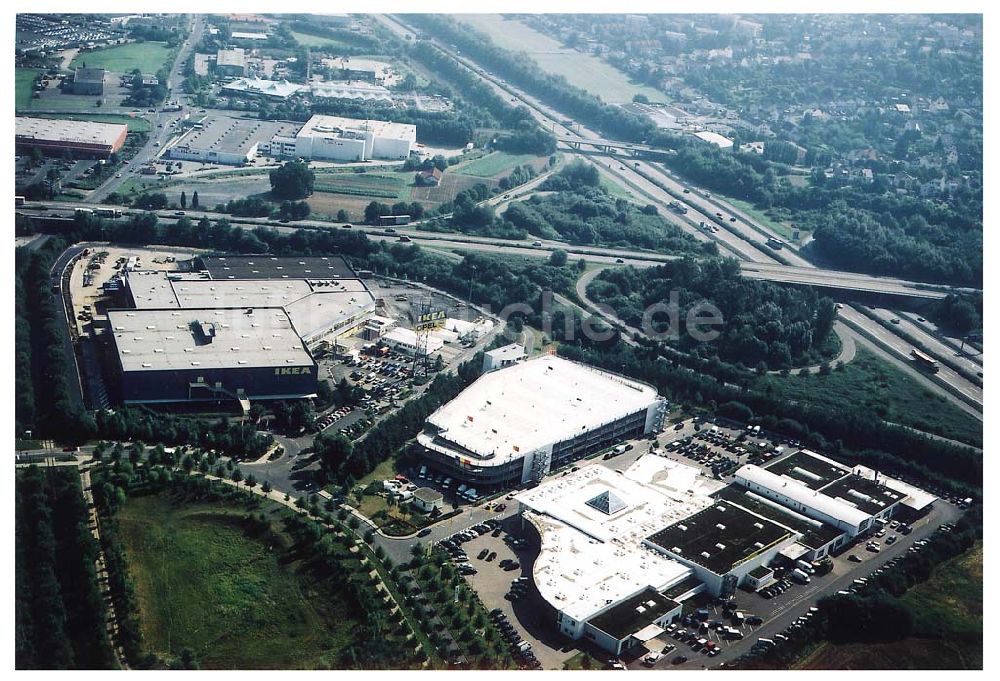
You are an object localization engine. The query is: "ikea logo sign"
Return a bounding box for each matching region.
[274,367,312,376]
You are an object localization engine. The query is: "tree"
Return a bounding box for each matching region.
[180,191,187,209]
[245,473,257,488]
[191,191,199,209]
[336,209,349,222]
[548,249,568,267]
[269,161,315,199]
[231,468,243,483]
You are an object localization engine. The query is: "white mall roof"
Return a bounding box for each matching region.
[516,456,714,623]
[425,355,660,465]
[735,464,872,527]
[297,114,416,142]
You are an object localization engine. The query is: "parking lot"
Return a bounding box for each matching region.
[438,518,577,670]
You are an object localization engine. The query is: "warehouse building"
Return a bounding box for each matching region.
[418,355,667,487]
[514,455,721,655]
[108,255,375,405]
[108,307,318,404]
[16,116,127,158]
[123,268,375,349]
[734,449,911,538]
[288,114,416,162]
[71,66,105,95]
[168,115,301,165]
[216,47,248,76]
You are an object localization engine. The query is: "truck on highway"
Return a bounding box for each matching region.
[766,237,784,250]
[96,207,122,218]
[910,348,939,373]
[668,200,688,215]
[15,195,26,207]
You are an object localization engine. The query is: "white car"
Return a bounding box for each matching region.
[643,652,662,666]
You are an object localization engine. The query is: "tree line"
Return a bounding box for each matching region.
[408,15,659,145]
[16,466,115,669]
[15,240,94,441]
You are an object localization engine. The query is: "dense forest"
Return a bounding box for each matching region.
[16,466,115,669]
[587,257,838,370]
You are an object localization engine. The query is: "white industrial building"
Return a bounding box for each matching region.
[515,456,721,655]
[482,342,526,373]
[734,449,916,538]
[285,114,416,162]
[417,355,667,487]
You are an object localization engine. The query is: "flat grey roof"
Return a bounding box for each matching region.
[174,115,300,156]
[108,307,314,373]
[200,255,357,280]
[125,270,375,342]
[75,67,105,82]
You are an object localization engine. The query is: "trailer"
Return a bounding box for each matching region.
[910,348,939,373]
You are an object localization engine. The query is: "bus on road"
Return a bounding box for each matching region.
[911,348,939,373]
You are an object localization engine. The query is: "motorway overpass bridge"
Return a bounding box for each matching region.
[554,135,673,158]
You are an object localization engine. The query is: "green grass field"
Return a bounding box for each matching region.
[28,112,151,132]
[117,494,360,669]
[70,42,172,74]
[758,347,982,447]
[313,172,409,200]
[726,197,802,240]
[452,151,543,178]
[459,15,665,104]
[290,30,347,48]
[15,68,42,109]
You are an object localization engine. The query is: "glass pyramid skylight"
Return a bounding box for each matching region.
[585,489,628,515]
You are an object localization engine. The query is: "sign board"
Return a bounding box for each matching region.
[415,309,446,331]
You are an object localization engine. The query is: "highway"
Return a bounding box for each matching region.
[18,201,958,300]
[89,15,205,203]
[376,14,982,418]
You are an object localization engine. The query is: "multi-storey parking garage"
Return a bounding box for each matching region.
[417,354,668,487]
